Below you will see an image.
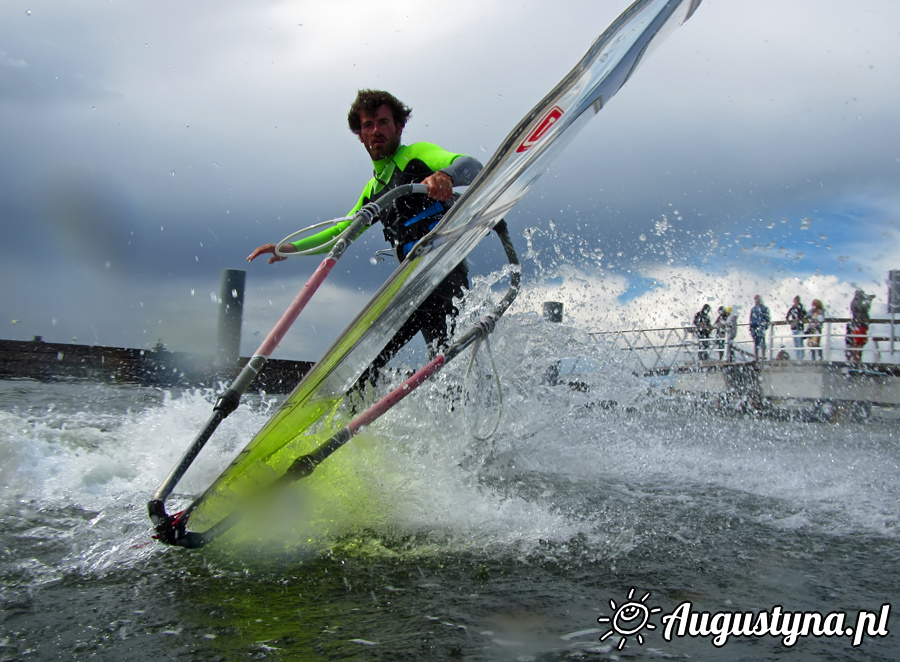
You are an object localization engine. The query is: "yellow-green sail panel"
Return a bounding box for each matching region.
[185,259,420,539]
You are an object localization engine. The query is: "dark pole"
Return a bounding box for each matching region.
[217,269,245,366]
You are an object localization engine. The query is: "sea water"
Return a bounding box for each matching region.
[1,315,898,661]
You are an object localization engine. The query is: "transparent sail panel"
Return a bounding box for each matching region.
[187,0,702,529]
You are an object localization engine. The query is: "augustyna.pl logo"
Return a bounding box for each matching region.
[597,588,891,650]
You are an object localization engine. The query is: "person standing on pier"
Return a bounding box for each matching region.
[806,299,825,361]
[749,295,771,361]
[714,306,729,360]
[693,304,712,361]
[725,306,738,361]
[785,295,808,360]
[845,289,875,363]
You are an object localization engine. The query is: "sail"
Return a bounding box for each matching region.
[184,0,702,538]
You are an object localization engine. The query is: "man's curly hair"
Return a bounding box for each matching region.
[347,90,412,135]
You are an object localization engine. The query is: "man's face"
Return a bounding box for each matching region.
[358,105,402,161]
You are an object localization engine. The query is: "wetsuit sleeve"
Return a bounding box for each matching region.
[402,143,483,185]
[401,142,462,172]
[290,218,355,255]
[440,154,482,185]
[289,179,381,254]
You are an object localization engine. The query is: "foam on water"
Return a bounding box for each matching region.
[0,383,282,573]
[435,311,900,540]
[0,311,897,580]
[1,327,899,662]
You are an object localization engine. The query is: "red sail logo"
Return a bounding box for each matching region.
[516,105,564,153]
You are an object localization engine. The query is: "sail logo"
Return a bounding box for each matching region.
[516,105,564,152]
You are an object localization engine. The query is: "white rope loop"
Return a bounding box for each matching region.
[463,330,503,442]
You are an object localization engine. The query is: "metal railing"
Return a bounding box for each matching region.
[589,318,899,374]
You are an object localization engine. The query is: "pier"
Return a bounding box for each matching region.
[590,318,900,417]
[0,338,311,394]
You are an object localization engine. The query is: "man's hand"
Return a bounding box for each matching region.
[246,243,290,264]
[421,171,453,201]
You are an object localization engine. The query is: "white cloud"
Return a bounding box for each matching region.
[0,50,27,70]
[512,263,872,338]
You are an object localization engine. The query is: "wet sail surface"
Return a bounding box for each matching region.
[183,0,704,541]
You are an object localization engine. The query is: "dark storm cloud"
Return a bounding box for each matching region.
[0,14,114,104]
[2,0,899,357]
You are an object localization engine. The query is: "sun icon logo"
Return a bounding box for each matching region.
[597,587,662,650]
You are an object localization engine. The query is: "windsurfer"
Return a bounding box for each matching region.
[247,90,483,390]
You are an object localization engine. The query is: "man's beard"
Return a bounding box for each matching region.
[367,135,400,161]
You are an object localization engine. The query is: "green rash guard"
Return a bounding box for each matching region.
[290,142,479,259]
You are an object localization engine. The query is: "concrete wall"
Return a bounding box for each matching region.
[0,339,311,393]
[673,360,900,407]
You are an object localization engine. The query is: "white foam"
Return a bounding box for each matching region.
[1,314,897,577]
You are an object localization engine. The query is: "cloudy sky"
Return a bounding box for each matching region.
[2,0,899,361]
